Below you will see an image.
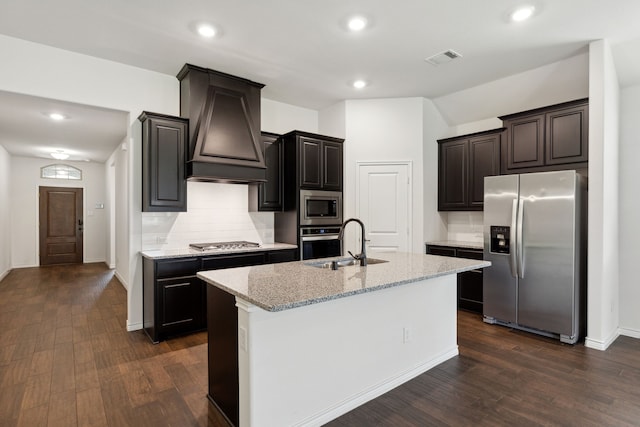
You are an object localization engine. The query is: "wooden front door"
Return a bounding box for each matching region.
[39,186,83,265]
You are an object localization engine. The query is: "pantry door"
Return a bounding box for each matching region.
[39,186,84,265]
[356,162,411,253]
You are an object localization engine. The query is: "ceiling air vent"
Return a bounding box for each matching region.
[425,49,463,66]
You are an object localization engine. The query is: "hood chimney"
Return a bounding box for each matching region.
[177,64,266,183]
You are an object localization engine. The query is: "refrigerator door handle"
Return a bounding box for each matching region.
[510,199,518,278]
[517,198,525,278]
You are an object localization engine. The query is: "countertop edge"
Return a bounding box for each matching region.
[140,243,298,259]
[198,259,490,312]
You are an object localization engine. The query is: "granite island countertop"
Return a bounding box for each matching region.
[198,251,490,312]
[141,242,297,259]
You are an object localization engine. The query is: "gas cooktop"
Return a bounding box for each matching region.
[189,241,261,252]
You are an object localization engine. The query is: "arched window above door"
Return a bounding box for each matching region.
[41,164,83,180]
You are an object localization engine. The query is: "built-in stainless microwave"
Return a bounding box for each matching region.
[299,190,342,226]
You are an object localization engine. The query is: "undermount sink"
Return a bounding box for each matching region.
[306,257,389,269]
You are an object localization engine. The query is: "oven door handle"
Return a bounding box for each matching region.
[300,235,340,241]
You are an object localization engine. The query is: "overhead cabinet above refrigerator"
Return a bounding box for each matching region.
[483,170,587,344]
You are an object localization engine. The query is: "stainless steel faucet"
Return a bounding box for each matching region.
[338,218,367,266]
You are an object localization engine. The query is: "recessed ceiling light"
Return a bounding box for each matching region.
[510,5,535,22]
[347,16,368,32]
[49,113,66,121]
[51,150,69,160]
[197,24,217,38]
[353,80,367,89]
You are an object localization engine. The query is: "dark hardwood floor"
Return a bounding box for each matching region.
[1,263,639,426]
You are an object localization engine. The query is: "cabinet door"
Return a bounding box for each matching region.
[299,136,322,189]
[251,132,283,211]
[457,249,483,313]
[322,141,343,191]
[468,134,501,209]
[505,113,545,171]
[158,276,205,336]
[141,113,188,212]
[438,139,468,211]
[545,103,588,165]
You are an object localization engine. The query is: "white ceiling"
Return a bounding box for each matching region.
[1,0,640,162]
[0,91,128,163]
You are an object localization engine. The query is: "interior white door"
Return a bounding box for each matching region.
[356,162,411,253]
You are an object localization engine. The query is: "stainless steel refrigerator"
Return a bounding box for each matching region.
[483,170,587,344]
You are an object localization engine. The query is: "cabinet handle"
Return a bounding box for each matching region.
[163,318,194,326]
[164,282,190,288]
[469,269,483,274]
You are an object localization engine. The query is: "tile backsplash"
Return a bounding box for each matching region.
[447,212,484,243]
[142,182,274,250]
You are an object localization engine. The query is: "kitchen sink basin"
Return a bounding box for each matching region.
[306,257,389,269]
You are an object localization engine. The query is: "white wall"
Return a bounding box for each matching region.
[10,157,107,267]
[0,34,178,330]
[0,145,10,280]
[262,98,318,134]
[338,98,427,253]
[319,101,346,139]
[586,40,620,350]
[105,144,119,269]
[422,98,449,243]
[433,53,589,125]
[142,182,275,250]
[619,84,640,338]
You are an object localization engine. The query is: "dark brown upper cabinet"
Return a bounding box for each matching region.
[282,131,344,191]
[177,64,266,183]
[438,129,502,211]
[249,132,283,212]
[140,112,188,212]
[501,99,588,173]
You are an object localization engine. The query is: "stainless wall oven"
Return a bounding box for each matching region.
[299,190,342,226]
[300,226,342,260]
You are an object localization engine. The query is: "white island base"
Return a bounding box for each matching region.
[235,274,457,426]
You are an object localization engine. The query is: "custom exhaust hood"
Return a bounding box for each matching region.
[177,64,266,183]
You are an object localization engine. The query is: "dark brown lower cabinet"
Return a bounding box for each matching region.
[207,284,239,426]
[143,257,203,343]
[426,245,484,313]
[143,248,298,343]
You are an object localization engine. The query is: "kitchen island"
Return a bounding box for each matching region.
[198,252,490,426]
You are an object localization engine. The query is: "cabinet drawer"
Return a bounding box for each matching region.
[156,258,200,279]
[266,249,298,264]
[201,253,266,270]
[426,246,456,257]
[456,249,483,260]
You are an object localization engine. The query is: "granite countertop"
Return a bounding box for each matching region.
[425,240,484,250]
[198,252,490,312]
[140,243,298,260]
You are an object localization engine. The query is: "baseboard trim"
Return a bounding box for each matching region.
[126,321,143,332]
[0,268,10,282]
[293,346,459,427]
[618,327,640,339]
[585,328,620,351]
[114,271,128,291]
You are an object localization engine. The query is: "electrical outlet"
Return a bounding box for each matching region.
[403,327,412,344]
